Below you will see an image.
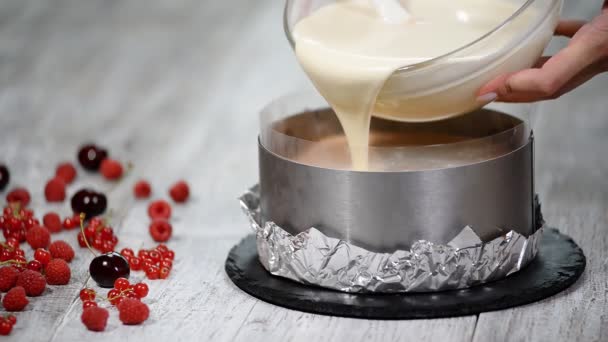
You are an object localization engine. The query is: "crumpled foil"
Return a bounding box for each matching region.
[240,185,542,293]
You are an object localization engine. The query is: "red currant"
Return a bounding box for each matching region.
[134,283,149,298]
[0,321,12,335]
[148,250,161,263]
[129,257,142,271]
[145,265,160,280]
[79,288,96,301]
[5,238,19,249]
[107,289,121,305]
[6,315,16,325]
[160,259,173,269]
[27,260,43,272]
[63,217,76,229]
[114,277,130,291]
[120,248,134,258]
[162,250,175,260]
[34,248,51,265]
[159,267,171,279]
[82,300,97,309]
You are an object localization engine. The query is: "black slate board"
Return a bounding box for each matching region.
[225,228,586,319]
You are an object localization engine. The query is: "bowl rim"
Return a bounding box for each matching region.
[284,0,562,74]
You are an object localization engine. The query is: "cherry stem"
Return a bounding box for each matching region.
[79,213,98,257]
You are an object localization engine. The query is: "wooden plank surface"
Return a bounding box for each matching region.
[0,0,604,341]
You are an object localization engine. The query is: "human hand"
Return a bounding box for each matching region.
[477,1,608,103]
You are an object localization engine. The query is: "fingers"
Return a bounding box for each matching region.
[479,32,605,102]
[490,60,606,103]
[555,20,587,37]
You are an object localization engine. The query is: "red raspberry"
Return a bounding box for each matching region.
[43,212,62,233]
[118,298,149,325]
[49,240,75,262]
[45,259,71,285]
[169,180,189,203]
[44,177,66,202]
[6,188,30,207]
[2,286,28,311]
[25,225,50,249]
[100,158,123,180]
[149,220,172,242]
[0,266,19,292]
[134,180,151,199]
[147,200,171,220]
[81,306,109,332]
[55,162,77,183]
[16,270,46,296]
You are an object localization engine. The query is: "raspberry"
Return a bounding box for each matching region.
[6,188,30,207]
[55,162,77,183]
[149,220,172,242]
[100,158,123,180]
[148,200,171,220]
[0,266,19,292]
[25,225,50,249]
[45,259,71,285]
[118,298,149,325]
[43,212,62,233]
[169,181,189,203]
[134,180,151,199]
[49,240,75,262]
[16,269,46,296]
[81,306,109,332]
[44,177,66,202]
[2,286,28,311]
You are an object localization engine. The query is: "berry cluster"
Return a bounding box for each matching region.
[0,145,188,336]
[0,314,17,335]
[1,202,37,242]
[0,238,26,268]
[77,217,119,253]
[79,279,150,331]
[121,244,174,280]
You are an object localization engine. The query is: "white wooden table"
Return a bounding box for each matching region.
[0,1,605,341]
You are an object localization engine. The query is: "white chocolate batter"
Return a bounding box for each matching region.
[293,0,539,169]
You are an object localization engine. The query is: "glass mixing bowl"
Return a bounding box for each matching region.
[284,0,563,122]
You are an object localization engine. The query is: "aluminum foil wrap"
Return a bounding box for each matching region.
[240,185,542,293]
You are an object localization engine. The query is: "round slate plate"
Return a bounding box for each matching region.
[225,228,586,319]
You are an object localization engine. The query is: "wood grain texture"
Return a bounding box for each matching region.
[0,0,604,341]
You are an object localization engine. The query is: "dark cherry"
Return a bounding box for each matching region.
[71,189,107,218]
[89,252,130,288]
[0,165,8,191]
[78,144,108,171]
